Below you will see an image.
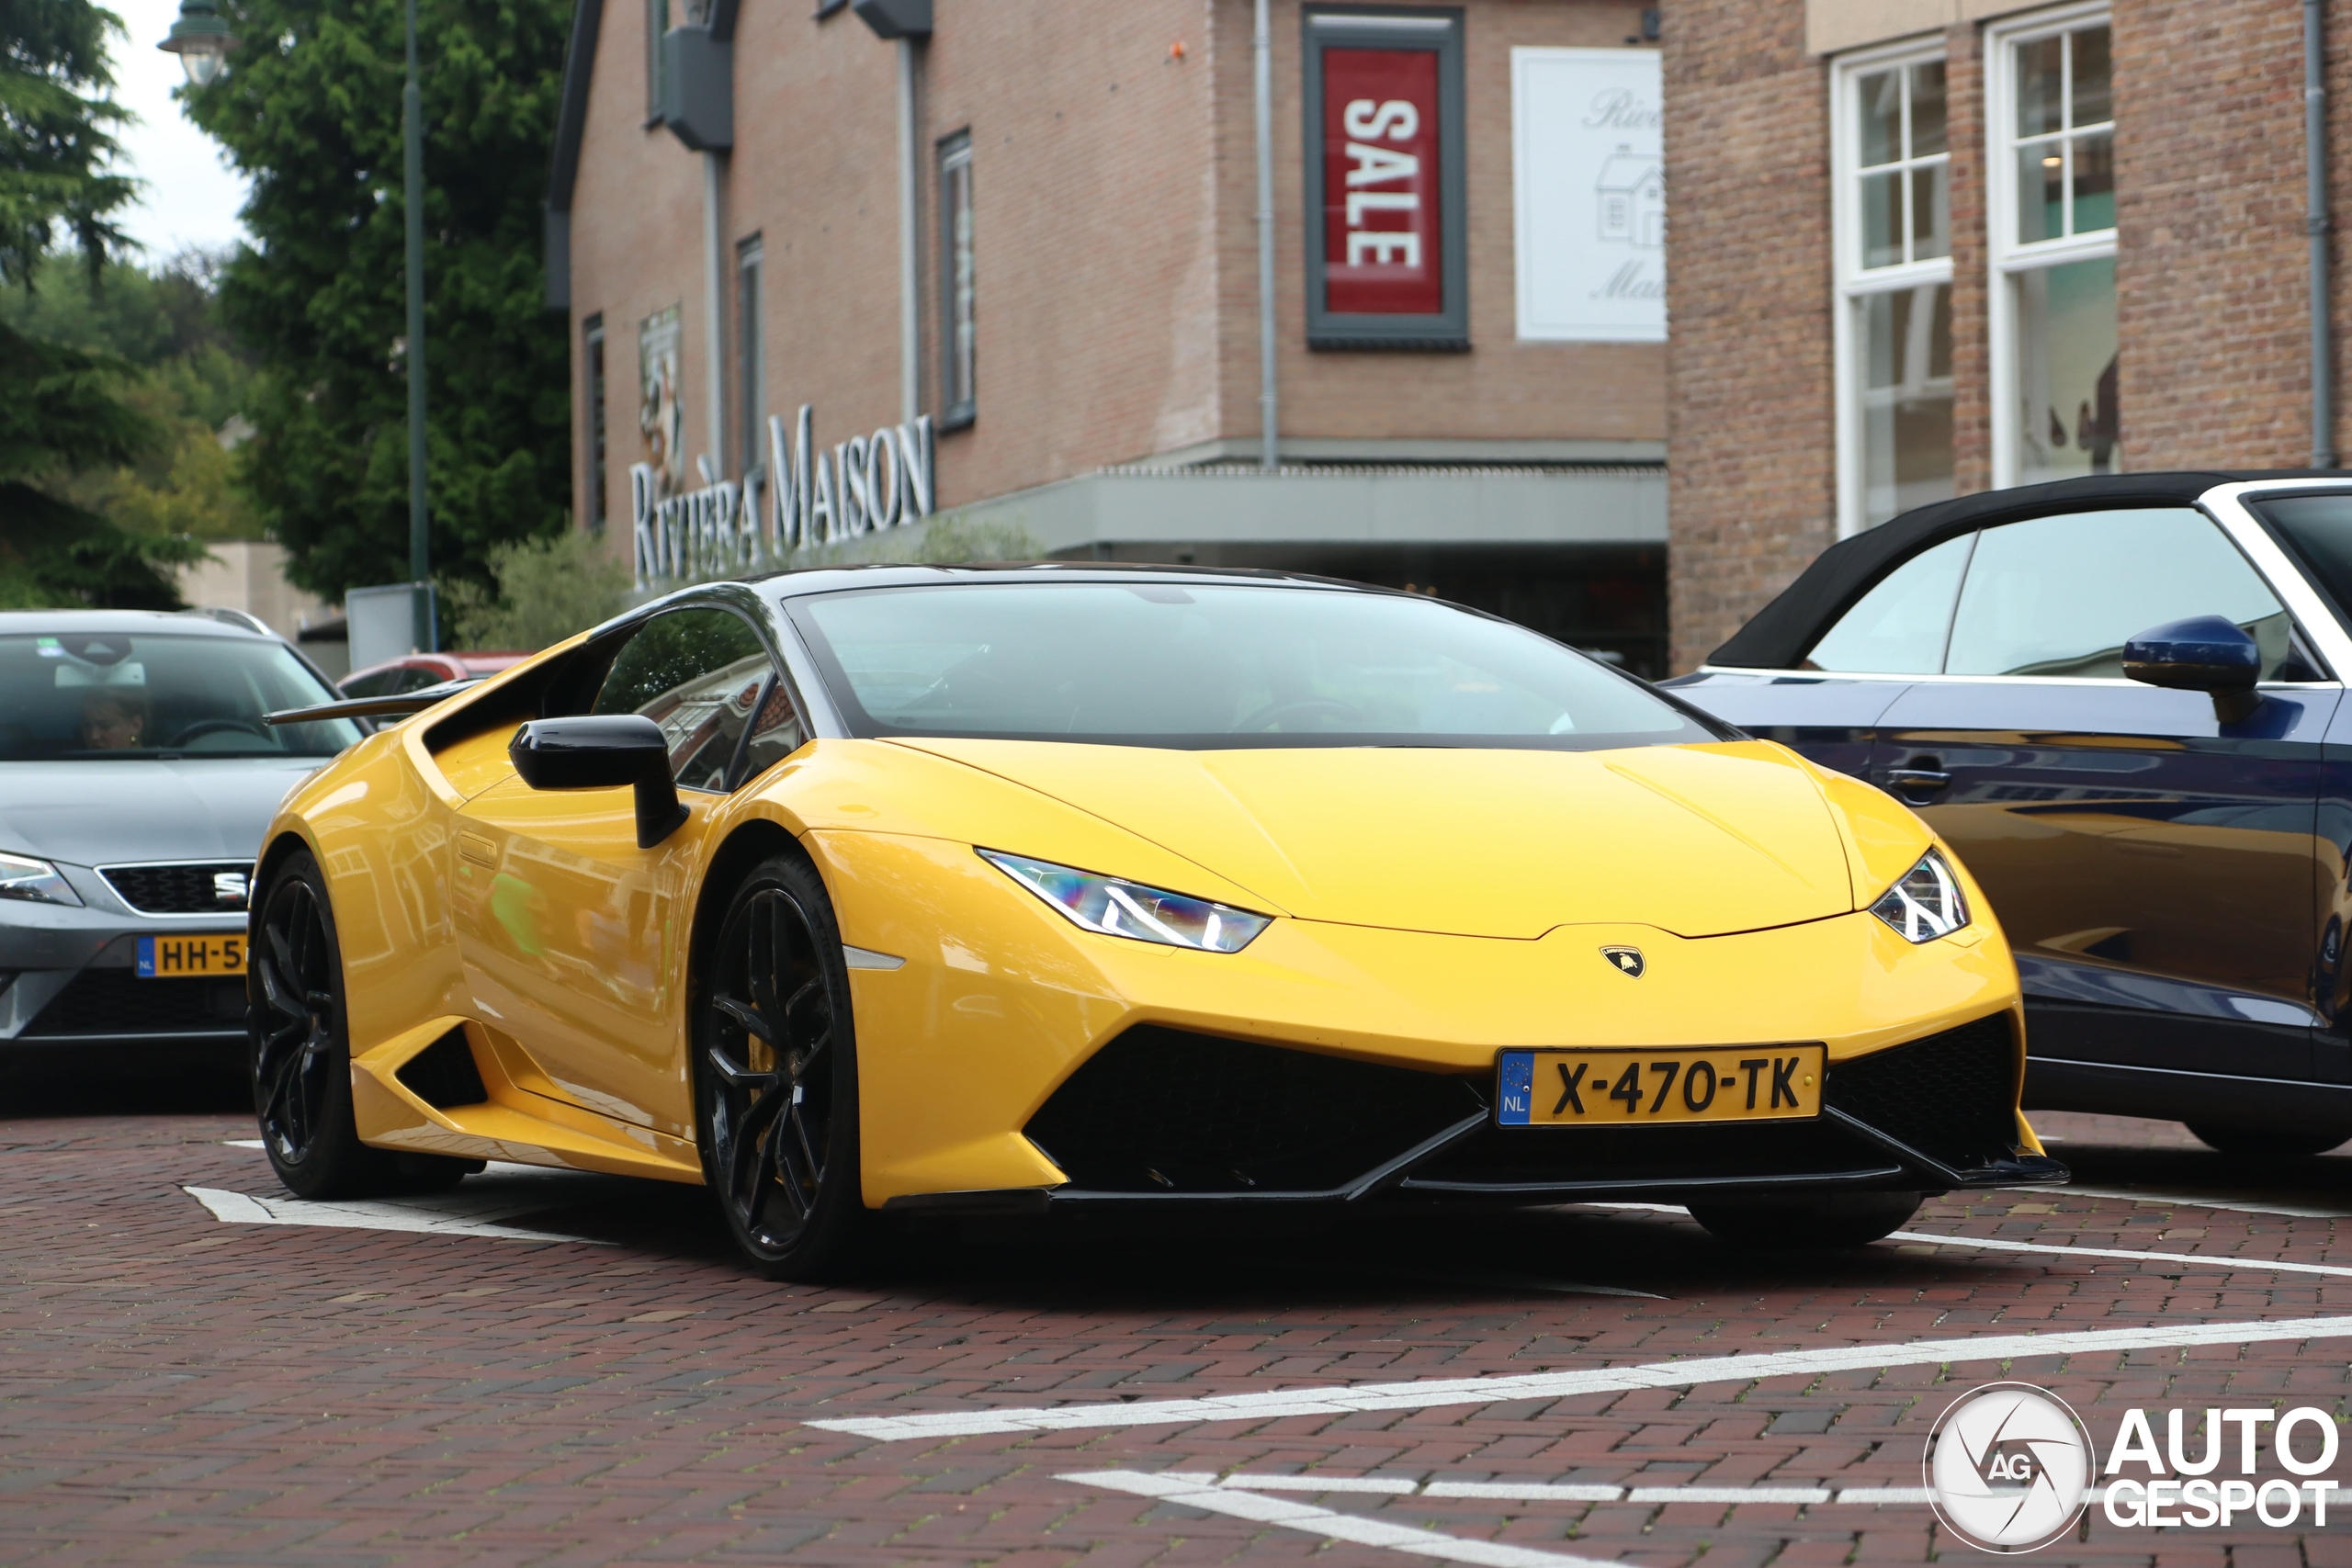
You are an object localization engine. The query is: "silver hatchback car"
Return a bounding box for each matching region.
[0,612,362,1052]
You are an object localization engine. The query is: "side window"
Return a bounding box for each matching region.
[393,666,447,694]
[340,670,392,698]
[1804,533,1973,673]
[592,607,775,791]
[739,680,808,781]
[1944,507,2295,679]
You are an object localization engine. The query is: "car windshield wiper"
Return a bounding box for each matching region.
[264,676,482,727]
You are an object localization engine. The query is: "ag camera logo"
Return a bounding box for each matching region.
[1924,1382,2093,1552]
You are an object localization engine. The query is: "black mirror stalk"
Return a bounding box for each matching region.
[508,716,690,848]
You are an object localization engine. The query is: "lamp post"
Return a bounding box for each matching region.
[162,0,436,652]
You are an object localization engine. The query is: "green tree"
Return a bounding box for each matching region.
[181,0,573,603]
[0,0,195,607]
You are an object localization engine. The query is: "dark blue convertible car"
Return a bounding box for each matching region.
[1672,472,2352,1156]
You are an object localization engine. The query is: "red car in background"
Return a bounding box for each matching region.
[337,650,528,701]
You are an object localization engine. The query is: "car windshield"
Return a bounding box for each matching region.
[786,581,1720,750]
[0,632,362,760]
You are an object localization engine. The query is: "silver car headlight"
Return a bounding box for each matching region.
[978,849,1271,953]
[1870,848,1968,942]
[0,852,84,908]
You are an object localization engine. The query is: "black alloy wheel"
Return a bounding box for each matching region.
[251,851,468,1198]
[695,852,864,1279]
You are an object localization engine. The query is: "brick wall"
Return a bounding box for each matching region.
[1661,0,1834,671]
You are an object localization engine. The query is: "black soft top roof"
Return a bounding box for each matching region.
[1707,470,2347,670]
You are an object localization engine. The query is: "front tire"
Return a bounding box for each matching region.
[1689,1190,1922,1250]
[251,850,404,1199]
[2188,1122,2351,1158]
[694,851,865,1280]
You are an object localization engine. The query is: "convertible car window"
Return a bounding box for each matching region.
[0,633,360,760]
[593,607,776,791]
[1942,507,2295,680]
[2253,493,2352,632]
[1804,533,1973,673]
[788,583,1718,750]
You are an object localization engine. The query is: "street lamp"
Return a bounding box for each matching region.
[156,0,236,86]
[160,0,436,653]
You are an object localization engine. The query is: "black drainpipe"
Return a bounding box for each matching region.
[2309,0,2337,468]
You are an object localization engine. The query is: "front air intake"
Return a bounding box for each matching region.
[1023,1025,1485,1194]
[1824,1012,2018,1170]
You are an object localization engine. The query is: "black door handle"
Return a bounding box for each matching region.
[1881,767,1951,803]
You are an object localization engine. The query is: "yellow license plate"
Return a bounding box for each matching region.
[136,934,246,978]
[1497,1045,1826,1126]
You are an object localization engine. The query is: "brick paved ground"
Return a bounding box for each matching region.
[5,1055,2352,1566]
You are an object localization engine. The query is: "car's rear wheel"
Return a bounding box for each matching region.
[2187,1122,2351,1158]
[695,852,864,1280]
[1687,1190,1922,1250]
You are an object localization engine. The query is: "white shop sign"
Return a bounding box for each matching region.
[1511,47,1667,344]
[632,405,935,589]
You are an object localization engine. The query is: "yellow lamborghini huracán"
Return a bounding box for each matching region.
[251,566,2061,1276]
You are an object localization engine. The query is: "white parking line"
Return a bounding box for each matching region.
[1063,1470,1612,1568]
[182,1185,607,1244]
[807,1314,2352,1439]
[1886,1229,2352,1278]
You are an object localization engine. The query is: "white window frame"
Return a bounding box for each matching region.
[1985,1,2116,489]
[1831,37,1953,538]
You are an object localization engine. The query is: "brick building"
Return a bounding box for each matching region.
[547,0,1679,671]
[1665,0,2347,671]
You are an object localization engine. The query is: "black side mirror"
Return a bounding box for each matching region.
[508,716,690,848]
[2121,615,2264,724]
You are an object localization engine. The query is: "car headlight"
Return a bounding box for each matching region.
[978,849,1271,953]
[1870,848,1968,942]
[0,852,83,908]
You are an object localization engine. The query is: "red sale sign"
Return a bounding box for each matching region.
[1319,47,1442,316]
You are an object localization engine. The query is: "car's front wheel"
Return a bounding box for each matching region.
[1687,1190,1922,1250]
[2188,1122,2351,1159]
[251,850,396,1198]
[695,851,864,1280]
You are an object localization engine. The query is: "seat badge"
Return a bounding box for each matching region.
[1600,945,1645,977]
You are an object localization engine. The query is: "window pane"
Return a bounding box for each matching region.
[2013,257,2120,485]
[1859,284,1955,528]
[2016,141,2064,243]
[937,135,977,415]
[2016,34,2064,137]
[737,241,763,481]
[594,608,775,791]
[2071,131,2114,233]
[1804,533,1972,673]
[2070,25,2112,126]
[2255,494,2352,638]
[1910,163,1950,260]
[1908,62,1947,156]
[1860,170,1903,268]
[1947,509,2291,679]
[1857,69,1902,165]
[739,678,808,780]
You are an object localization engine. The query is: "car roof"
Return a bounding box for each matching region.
[0,609,271,640]
[746,560,1393,601]
[1708,470,2352,670]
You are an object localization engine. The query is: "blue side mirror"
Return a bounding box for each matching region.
[2122,615,2263,723]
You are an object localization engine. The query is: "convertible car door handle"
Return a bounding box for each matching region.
[1882,767,1952,799]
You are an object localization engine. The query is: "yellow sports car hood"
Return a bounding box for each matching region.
[891,738,1863,940]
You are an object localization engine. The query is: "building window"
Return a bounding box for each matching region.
[583,314,608,533]
[1988,7,2117,487]
[937,130,976,429]
[645,0,668,121]
[1832,46,1952,535]
[737,236,763,479]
